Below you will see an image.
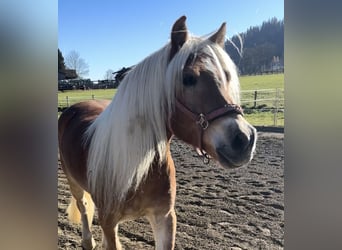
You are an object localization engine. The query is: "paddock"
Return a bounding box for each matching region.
[58,132,284,250]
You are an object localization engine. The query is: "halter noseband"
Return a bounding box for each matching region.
[175,99,243,163]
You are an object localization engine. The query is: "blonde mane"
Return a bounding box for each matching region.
[85,34,240,212]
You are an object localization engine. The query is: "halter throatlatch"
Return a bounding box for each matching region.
[175,99,243,164]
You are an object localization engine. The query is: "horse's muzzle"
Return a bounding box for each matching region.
[216,126,257,168]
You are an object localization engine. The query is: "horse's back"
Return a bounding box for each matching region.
[58,99,111,188]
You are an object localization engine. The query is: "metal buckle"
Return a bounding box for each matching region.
[197,114,209,130]
[202,152,210,164]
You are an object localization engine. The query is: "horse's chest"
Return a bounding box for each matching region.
[122,162,176,218]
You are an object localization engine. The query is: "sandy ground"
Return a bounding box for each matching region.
[58,132,284,250]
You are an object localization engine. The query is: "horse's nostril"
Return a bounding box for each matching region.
[232,132,249,152]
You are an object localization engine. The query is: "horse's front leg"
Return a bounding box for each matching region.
[97,208,122,250]
[147,208,177,250]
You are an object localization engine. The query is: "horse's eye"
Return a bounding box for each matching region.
[183,74,197,86]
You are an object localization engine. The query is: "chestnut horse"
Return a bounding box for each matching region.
[58,16,257,250]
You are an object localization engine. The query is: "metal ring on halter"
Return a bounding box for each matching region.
[201,149,211,164]
[196,114,209,130]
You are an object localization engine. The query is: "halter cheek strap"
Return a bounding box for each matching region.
[174,99,243,164]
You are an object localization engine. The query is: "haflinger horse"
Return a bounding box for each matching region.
[58,16,257,250]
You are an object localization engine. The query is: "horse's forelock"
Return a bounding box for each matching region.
[207,43,241,104]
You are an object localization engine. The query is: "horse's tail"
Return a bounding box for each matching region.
[66,191,95,224]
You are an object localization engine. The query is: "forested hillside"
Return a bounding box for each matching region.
[225,18,284,75]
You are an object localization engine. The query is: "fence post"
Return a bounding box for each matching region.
[273,88,279,126]
[254,90,257,108]
[66,96,69,107]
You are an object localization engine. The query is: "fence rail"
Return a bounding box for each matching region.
[240,88,284,127]
[58,94,113,111]
[58,88,284,127]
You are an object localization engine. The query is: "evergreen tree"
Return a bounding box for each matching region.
[58,49,66,73]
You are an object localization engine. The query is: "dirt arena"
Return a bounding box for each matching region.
[58,132,284,250]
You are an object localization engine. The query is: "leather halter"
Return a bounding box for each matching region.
[175,99,243,163]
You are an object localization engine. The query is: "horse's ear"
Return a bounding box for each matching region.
[209,23,226,48]
[169,16,189,61]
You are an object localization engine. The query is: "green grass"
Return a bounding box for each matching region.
[58,89,117,108]
[244,111,284,127]
[238,73,284,127]
[58,73,284,127]
[239,73,284,90]
[58,89,117,99]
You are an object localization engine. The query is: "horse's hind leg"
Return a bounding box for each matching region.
[66,177,96,250]
[147,208,177,250]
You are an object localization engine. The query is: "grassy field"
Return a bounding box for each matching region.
[239,73,284,126]
[239,73,284,90]
[58,73,284,127]
[244,110,284,127]
[58,89,117,99]
[58,89,117,108]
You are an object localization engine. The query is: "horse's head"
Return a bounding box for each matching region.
[168,16,257,169]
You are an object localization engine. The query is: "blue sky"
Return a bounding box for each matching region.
[58,1,283,80]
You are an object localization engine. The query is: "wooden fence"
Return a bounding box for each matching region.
[58,88,284,127]
[240,88,284,127]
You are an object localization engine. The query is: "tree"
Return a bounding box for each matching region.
[58,49,66,72]
[104,69,115,80]
[65,50,89,78]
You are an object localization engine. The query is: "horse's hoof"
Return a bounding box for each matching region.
[82,237,96,250]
